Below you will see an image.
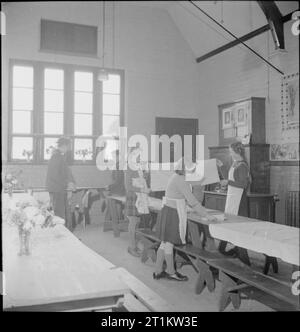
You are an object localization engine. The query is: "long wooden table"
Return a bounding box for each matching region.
[107,195,281,271]
[209,221,300,266]
[2,223,129,311]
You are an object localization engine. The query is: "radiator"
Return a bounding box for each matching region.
[285,191,299,228]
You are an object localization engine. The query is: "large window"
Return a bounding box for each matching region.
[73,71,93,161]
[8,60,124,163]
[11,65,34,161]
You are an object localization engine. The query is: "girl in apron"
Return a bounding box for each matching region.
[124,146,151,257]
[153,158,217,281]
[219,142,250,255]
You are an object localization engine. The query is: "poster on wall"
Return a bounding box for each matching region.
[281,72,299,132]
[270,143,299,161]
[222,107,234,129]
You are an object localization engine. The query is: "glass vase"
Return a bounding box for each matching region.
[18,227,31,256]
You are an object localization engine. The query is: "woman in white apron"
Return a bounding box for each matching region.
[153,158,217,281]
[219,142,250,255]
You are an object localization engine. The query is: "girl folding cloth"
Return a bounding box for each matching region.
[153,158,217,282]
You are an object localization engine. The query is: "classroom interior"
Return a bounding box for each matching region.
[1,1,299,312]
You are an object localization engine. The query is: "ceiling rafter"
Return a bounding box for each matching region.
[257,1,285,50]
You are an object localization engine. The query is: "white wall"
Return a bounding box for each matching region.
[1,1,200,187]
[196,21,299,150]
[195,21,299,223]
[1,1,200,156]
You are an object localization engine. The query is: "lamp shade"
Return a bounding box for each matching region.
[97,68,109,81]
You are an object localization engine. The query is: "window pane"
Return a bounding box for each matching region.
[12,111,31,134]
[12,137,33,160]
[103,94,120,115]
[74,92,93,114]
[44,90,64,112]
[13,66,33,88]
[44,112,64,134]
[44,137,59,160]
[103,115,120,136]
[75,72,93,92]
[74,114,92,135]
[103,74,120,94]
[44,68,64,89]
[13,88,33,110]
[74,138,93,161]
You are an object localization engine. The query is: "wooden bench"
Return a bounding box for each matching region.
[117,293,151,312]
[113,267,174,312]
[136,227,233,295]
[136,228,160,263]
[174,244,228,295]
[208,259,300,311]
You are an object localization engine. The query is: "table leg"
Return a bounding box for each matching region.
[187,221,203,249]
[263,255,279,275]
[109,199,121,237]
[237,247,251,266]
[218,240,228,254]
[202,225,218,252]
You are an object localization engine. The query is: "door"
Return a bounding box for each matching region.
[155,117,199,163]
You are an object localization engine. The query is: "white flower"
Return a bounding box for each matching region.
[6,174,13,181]
[23,206,39,221]
[23,220,33,231]
[33,214,45,226]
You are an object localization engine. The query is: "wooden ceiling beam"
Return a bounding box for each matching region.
[257,1,285,49]
[196,11,294,64]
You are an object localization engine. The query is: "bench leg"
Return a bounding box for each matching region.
[175,251,195,271]
[263,255,279,275]
[219,271,241,312]
[140,237,159,263]
[195,259,215,295]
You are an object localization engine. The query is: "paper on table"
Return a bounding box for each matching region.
[186,159,220,185]
[207,212,225,222]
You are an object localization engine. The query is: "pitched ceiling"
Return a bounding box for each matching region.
[164,1,298,58]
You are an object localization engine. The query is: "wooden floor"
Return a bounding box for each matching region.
[73,215,295,312]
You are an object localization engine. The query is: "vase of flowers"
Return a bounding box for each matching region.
[6,195,65,256]
[18,224,32,256]
[8,206,34,255]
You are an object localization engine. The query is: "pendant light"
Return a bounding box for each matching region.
[98,1,108,81]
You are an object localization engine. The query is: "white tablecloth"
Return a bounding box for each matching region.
[2,223,128,309]
[209,221,300,266]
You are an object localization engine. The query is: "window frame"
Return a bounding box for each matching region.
[8,59,125,165]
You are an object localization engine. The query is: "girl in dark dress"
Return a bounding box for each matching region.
[219,142,250,255]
